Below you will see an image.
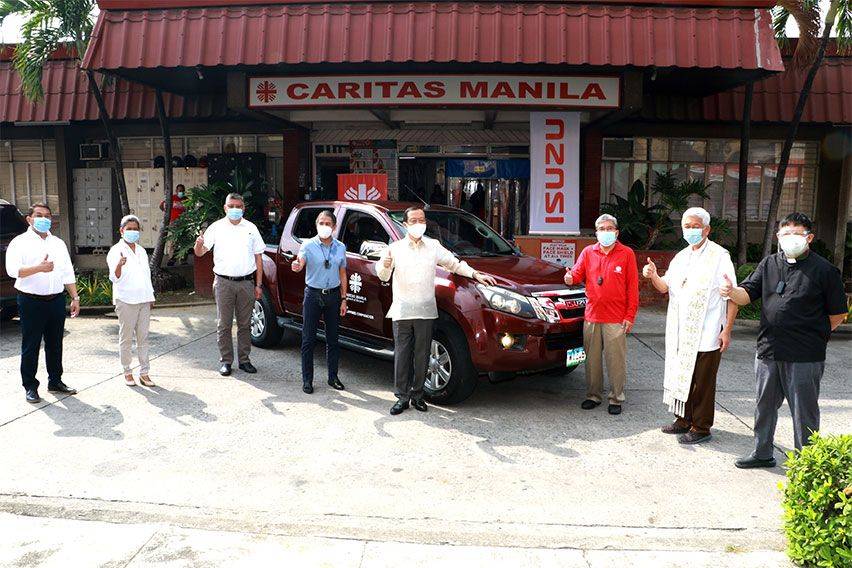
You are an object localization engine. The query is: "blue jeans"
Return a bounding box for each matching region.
[18,293,66,391]
[301,287,341,386]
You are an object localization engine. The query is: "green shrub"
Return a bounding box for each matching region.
[734,263,762,320]
[75,271,112,306]
[782,433,852,567]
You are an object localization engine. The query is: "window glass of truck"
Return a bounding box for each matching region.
[339,211,391,254]
[291,208,326,241]
[388,209,515,257]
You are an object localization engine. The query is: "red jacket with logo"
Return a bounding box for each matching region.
[569,241,639,324]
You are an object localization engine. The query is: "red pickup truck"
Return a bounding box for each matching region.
[252,201,587,404]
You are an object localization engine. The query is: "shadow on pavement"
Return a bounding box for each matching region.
[130,386,217,426]
[41,395,125,441]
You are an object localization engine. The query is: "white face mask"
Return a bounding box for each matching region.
[406,223,427,239]
[316,225,333,239]
[778,234,808,259]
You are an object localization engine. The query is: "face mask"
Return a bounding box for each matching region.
[596,231,617,247]
[683,228,704,246]
[33,217,52,233]
[226,208,244,221]
[177,192,185,198]
[406,223,427,239]
[778,234,808,259]
[316,225,333,239]
[123,230,140,244]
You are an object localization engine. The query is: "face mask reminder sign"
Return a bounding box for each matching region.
[529,112,580,235]
[337,173,388,202]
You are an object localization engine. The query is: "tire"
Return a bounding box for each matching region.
[250,290,284,348]
[423,318,478,405]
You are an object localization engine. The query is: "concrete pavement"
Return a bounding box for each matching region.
[0,305,848,566]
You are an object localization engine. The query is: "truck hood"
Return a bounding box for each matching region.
[460,255,582,296]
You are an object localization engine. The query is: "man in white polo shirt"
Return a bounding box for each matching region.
[194,193,265,376]
[5,202,80,403]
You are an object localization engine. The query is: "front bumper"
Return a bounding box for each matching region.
[464,308,583,373]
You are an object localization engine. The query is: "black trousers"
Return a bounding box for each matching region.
[393,319,434,402]
[17,294,66,391]
[300,287,341,386]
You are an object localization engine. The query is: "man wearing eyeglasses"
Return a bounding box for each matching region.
[721,212,848,469]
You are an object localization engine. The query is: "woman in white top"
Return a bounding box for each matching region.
[107,215,156,386]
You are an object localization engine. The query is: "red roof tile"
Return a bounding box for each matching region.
[0,59,229,123]
[82,2,783,72]
[702,56,852,124]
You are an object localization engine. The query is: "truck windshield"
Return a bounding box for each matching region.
[388,209,516,257]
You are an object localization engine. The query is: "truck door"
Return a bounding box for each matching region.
[279,206,327,319]
[337,209,394,340]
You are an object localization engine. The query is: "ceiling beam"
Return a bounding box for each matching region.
[484,110,498,130]
[369,109,400,129]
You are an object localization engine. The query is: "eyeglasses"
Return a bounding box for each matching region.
[777,231,810,238]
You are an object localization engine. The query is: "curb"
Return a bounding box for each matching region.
[78,300,214,316]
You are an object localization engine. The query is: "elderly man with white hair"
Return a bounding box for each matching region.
[643,207,738,444]
[564,213,639,415]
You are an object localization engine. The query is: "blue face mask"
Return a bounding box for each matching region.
[33,217,52,233]
[123,230,140,244]
[683,228,705,246]
[226,208,244,221]
[596,230,617,247]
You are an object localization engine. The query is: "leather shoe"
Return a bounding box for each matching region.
[608,404,622,415]
[412,399,428,412]
[47,381,77,395]
[390,400,409,415]
[303,383,314,394]
[239,362,257,374]
[678,431,711,445]
[219,363,232,376]
[735,455,777,469]
[661,423,690,435]
[25,389,41,404]
[327,378,345,391]
[581,399,601,410]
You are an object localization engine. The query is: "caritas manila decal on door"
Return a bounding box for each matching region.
[529,112,580,234]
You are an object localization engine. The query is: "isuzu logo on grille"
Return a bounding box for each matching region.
[562,298,587,310]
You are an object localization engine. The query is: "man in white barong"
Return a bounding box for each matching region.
[643,207,738,444]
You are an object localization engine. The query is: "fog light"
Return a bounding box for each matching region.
[500,334,515,350]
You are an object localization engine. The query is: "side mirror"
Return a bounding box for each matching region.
[360,240,388,260]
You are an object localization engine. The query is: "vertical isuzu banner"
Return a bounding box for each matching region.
[529,112,581,234]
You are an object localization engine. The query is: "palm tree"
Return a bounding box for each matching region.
[761,0,851,258]
[0,0,131,216]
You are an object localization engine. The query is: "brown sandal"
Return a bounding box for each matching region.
[124,373,136,386]
[139,375,155,387]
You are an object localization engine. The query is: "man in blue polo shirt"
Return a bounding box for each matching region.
[291,210,348,394]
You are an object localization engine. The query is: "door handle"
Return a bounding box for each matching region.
[281,250,296,261]
[381,281,391,287]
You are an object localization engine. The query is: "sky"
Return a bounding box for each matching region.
[0,1,835,46]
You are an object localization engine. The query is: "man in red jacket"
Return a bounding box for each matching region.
[564,214,639,415]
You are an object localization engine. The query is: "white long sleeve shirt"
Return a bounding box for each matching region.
[107,240,155,305]
[376,235,475,321]
[4,227,75,295]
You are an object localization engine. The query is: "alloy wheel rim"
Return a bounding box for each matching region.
[251,301,265,338]
[425,339,452,391]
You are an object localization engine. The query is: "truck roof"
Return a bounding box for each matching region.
[295,200,460,214]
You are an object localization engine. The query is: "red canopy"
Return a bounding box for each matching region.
[83,2,783,72]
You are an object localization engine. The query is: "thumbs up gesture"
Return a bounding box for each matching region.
[642,257,657,279]
[195,234,206,248]
[38,254,54,273]
[118,252,128,267]
[382,249,393,268]
[291,256,303,272]
[719,273,734,298]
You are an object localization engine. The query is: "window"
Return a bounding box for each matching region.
[292,208,327,241]
[339,211,391,255]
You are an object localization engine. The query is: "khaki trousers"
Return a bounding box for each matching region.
[583,322,627,404]
[213,275,254,365]
[115,300,152,374]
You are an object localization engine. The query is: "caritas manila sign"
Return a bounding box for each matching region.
[529,112,580,235]
[337,174,388,201]
[249,75,619,109]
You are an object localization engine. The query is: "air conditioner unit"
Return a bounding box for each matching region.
[80,143,108,161]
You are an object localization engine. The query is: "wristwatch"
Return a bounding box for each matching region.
[71,295,80,301]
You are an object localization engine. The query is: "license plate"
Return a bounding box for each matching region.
[566,347,586,365]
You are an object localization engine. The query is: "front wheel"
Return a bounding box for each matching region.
[250,290,284,348]
[423,319,478,405]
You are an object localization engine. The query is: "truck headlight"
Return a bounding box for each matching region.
[477,285,538,319]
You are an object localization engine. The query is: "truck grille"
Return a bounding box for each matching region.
[532,289,587,323]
